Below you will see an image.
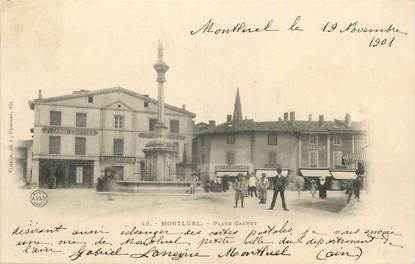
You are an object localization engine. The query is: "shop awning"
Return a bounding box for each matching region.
[331,171,357,180]
[216,171,248,177]
[300,169,332,177]
[255,169,289,178]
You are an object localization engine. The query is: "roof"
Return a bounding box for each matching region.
[29,86,195,117]
[197,119,366,135]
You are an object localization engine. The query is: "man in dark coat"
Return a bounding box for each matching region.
[268,168,289,211]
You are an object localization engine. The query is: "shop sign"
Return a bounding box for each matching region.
[42,126,98,136]
[100,156,136,163]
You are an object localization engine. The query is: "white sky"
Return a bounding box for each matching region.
[1,0,412,140]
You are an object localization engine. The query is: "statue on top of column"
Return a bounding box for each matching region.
[157,39,164,59]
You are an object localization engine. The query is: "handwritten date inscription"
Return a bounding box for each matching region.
[10,220,404,262]
[190,17,408,48]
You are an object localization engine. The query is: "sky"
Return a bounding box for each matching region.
[1,0,413,140]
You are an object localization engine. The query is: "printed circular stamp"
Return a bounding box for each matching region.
[30,190,48,207]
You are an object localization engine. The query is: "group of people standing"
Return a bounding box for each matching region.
[233,168,289,211]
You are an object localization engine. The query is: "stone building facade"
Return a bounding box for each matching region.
[27,87,195,188]
[193,91,367,182]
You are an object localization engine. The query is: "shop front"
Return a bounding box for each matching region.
[215,164,250,179]
[39,159,94,188]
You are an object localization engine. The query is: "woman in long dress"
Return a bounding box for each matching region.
[318,176,328,199]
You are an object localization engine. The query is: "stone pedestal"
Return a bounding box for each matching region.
[143,138,177,181]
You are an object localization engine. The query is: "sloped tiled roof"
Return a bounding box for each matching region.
[29,86,195,117]
[197,119,366,135]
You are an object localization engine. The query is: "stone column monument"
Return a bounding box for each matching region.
[143,41,177,181]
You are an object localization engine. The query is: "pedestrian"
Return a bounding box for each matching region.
[318,176,328,199]
[190,173,198,194]
[217,177,223,192]
[294,175,305,197]
[234,173,247,208]
[243,175,249,197]
[96,171,105,192]
[103,167,117,201]
[346,179,353,203]
[222,177,229,192]
[257,173,269,204]
[310,180,317,198]
[268,168,289,211]
[354,176,361,202]
[347,177,361,203]
[248,173,257,197]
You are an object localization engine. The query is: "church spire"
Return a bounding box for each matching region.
[233,87,243,122]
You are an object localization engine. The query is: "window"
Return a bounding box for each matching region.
[75,137,86,155]
[268,151,277,164]
[50,111,61,126]
[76,113,87,127]
[333,135,342,145]
[308,151,318,167]
[76,166,83,184]
[226,151,236,165]
[113,139,124,156]
[49,136,61,154]
[114,115,124,129]
[88,96,93,103]
[201,153,205,164]
[201,137,205,146]
[144,101,149,107]
[112,166,124,180]
[309,134,318,145]
[170,120,180,133]
[333,151,343,166]
[227,135,235,144]
[149,118,158,131]
[173,142,179,153]
[268,134,278,145]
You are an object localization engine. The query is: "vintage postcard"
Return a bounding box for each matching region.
[1,0,414,263]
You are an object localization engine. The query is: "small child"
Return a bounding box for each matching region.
[310,180,317,198]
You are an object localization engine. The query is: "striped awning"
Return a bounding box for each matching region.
[331,171,357,180]
[300,169,332,177]
[343,145,369,164]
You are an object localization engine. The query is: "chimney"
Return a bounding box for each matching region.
[319,115,324,125]
[182,104,186,110]
[308,114,312,121]
[283,112,289,121]
[226,114,232,122]
[278,117,282,121]
[38,89,42,99]
[209,120,216,127]
[345,113,351,127]
[289,111,295,125]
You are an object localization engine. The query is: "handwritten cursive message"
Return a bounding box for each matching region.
[10,220,405,262]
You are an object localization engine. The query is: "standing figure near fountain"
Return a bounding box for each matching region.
[190,173,198,194]
[234,173,247,208]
